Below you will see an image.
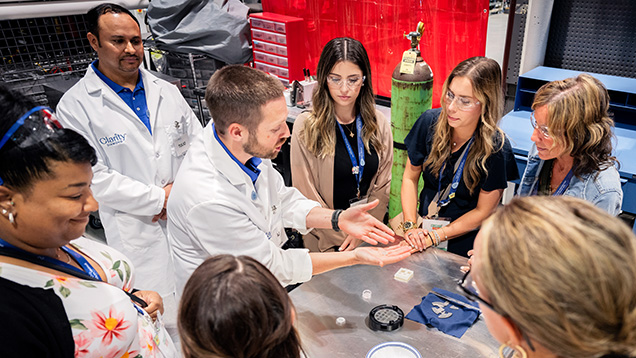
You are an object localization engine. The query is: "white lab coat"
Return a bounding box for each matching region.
[56,66,202,299]
[167,123,318,295]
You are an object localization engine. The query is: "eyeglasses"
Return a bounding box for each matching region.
[457,269,536,352]
[530,112,550,139]
[327,75,366,90]
[0,106,62,151]
[444,90,480,111]
[457,269,498,313]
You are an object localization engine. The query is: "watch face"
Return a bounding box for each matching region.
[403,221,414,230]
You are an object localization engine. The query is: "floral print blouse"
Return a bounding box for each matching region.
[0,237,177,358]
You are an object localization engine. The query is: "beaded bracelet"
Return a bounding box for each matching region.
[432,230,441,246]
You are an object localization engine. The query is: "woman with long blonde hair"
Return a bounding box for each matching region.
[464,196,636,358]
[400,57,518,257]
[291,37,392,252]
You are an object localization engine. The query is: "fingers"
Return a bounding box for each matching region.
[379,246,412,266]
[368,229,391,245]
[372,219,395,237]
[339,235,357,251]
[151,214,160,223]
[356,199,379,212]
[403,229,416,247]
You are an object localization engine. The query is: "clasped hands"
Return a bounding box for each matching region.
[402,227,435,253]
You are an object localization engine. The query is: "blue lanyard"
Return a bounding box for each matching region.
[533,167,574,196]
[0,237,101,280]
[437,137,474,206]
[336,114,365,198]
[552,169,574,195]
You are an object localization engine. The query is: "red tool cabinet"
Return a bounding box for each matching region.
[250,12,305,87]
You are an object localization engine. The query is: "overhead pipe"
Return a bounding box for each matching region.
[0,0,149,20]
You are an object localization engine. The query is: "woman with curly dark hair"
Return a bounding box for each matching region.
[518,73,622,215]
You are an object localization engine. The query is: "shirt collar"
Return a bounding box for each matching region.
[212,123,261,184]
[91,60,144,94]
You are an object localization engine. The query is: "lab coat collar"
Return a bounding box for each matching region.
[83,66,164,134]
[203,123,262,187]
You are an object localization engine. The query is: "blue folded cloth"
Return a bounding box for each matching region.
[406,287,480,338]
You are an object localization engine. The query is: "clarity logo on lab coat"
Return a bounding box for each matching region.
[99,133,127,147]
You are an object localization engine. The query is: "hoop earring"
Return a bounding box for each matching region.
[499,343,528,358]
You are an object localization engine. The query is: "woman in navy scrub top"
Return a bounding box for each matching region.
[400,57,519,257]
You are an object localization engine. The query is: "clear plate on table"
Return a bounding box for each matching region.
[366,341,422,358]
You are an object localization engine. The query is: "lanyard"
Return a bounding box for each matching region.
[336,114,365,198]
[437,136,474,207]
[0,237,101,280]
[552,169,574,195]
[533,165,574,196]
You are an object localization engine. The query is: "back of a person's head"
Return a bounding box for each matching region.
[0,85,96,192]
[178,255,302,358]
[478,196,636,358]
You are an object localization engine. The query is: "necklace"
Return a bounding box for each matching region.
[341,121,356,138]
[57,248,72,264]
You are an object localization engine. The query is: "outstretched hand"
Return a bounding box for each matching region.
[353,244,412,267]
[338,199,395,246]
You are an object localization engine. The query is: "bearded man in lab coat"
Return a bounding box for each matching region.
[167,65,411,295]
[56,3,202,338]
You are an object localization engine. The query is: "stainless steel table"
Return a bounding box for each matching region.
[289,248,500,357]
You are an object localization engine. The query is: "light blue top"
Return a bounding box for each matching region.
[518,144,623,216]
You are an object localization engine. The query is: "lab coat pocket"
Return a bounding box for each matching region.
[114,212,166,252]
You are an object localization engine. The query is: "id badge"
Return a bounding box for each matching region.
[422,217,451,250]
[349,196,368,207]
[173,133,189,157]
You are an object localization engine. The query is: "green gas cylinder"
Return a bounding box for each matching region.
[389,23,434,221]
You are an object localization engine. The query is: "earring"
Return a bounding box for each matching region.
[1,209,6,215]
[8,212,15,225]
[498,343,527,358]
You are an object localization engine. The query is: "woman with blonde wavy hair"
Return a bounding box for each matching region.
[291,37,392,252]
[400,56,518,257]
[518,74,622,215]
[463,196,636,358]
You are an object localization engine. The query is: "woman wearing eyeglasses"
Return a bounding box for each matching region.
[464,196,636,358]
[0,85,177,357]
[400,57,518,257]
[291,37,392,252]
[518,74,622,215]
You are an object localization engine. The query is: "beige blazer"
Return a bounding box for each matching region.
[290,110,393,252]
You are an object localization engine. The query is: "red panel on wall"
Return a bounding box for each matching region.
[262,0,489,106]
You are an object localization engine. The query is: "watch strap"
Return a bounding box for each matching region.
[331,209,343,232]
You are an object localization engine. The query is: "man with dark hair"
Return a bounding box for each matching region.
[168,65,410,296]
[56,3,201,339]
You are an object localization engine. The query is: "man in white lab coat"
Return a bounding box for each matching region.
[56,3,201,337]
[168,65,410,295]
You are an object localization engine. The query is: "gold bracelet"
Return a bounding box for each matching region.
[440,227,448,241]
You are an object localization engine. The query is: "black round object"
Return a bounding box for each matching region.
[368,304,404,331]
